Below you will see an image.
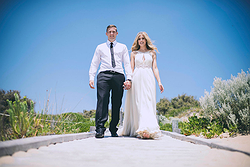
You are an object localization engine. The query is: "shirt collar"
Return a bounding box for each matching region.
[107,40,117,47]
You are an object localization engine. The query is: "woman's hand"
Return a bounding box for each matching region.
[159,83,164,93]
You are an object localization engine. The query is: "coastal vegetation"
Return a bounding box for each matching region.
[0,90,94,141]
[158,69,250,138]
[1,69,249,140]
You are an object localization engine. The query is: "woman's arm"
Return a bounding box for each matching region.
[123,51,136,90]
[152,51,164,93]
[130,51,136,73]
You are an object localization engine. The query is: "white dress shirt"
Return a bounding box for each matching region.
[89,40,132,81]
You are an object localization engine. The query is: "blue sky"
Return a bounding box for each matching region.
[0,0,249,114]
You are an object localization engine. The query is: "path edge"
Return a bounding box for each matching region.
[161,130,250,156]
[0,132,95,157]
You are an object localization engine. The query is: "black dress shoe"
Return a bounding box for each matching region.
[95,132,104,138]
[111,133,118,137]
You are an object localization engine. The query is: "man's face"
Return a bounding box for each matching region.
[106,27,118,42]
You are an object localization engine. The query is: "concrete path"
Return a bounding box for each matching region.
[0,131,250,167]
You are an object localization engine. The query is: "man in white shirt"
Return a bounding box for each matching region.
[89,25,132,138]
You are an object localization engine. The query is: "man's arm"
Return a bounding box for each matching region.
[123,46,132,80]
[123,45,132,90]
[89,46,101,89]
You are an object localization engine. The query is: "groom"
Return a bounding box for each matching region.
[89,25,132,138]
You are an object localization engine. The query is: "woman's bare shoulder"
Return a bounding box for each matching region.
[149,50,156,58]
[131,51,138,57]
[132,51,138,54]
[149,50,156,55]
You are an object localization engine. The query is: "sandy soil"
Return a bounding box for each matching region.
[210,134,250,153]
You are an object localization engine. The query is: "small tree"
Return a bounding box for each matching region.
[0,90,21,113]
[157,94,200,117]
[156,98,170,115]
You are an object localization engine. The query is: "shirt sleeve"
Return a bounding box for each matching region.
[123,45,133,80]
[89,46,101,81]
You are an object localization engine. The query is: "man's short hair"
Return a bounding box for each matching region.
[106,25,117,32]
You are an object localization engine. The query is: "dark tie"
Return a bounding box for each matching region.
[110,42,116,68]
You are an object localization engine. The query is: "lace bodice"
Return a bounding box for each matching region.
[135,51,152,69]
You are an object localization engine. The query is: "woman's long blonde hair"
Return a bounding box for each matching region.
[131,32,159,52]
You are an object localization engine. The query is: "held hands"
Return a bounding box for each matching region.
[159,83,164,93]
[123,80,131,90]
[89,80,95,89]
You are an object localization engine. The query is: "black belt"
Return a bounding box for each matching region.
[101,70,122,75]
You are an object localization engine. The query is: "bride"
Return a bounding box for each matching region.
[120,32,164,139]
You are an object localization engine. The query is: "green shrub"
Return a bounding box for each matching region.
[199,69,250,134]
[159,122,172,131]
[53,112,95,134]
[6,93,35,138]
[2,93,96,140]
[178,115,206,136]
[178,115,237,138]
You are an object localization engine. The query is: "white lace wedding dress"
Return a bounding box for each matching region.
[119,51,161,139]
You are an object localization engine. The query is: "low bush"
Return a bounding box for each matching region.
[178,115,237,138]
[1,93,95,141]
[159,122,172,132]
[199,69,250,134]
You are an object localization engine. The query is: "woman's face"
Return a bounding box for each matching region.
[138,34,146,47]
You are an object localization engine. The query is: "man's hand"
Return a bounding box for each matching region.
[123,80,131,90]
[89,80,95,89]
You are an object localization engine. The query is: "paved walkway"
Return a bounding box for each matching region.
[0,132,250,167]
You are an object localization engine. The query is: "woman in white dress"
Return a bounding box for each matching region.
[120,32,164,139]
